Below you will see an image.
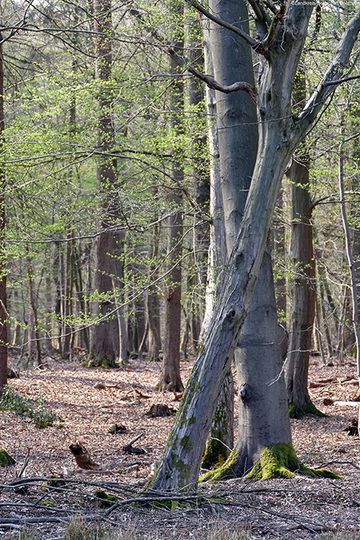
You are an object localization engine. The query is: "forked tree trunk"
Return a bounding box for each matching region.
[201,0,290,474]
[150,5,360,492]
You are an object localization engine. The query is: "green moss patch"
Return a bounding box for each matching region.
[94,489,118,508]
[201,449,240,482]
[245,443,340,480]
[289,401,326,419]
[201,443,340,482]
[0,449,15,467]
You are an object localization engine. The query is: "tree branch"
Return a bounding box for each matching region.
[299,11,360,132]
[130,8,257,102]
[185,0,257,48]
[247,0,271,29]
[324,73,360,86]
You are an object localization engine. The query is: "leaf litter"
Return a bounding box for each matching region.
[0,355,360,539]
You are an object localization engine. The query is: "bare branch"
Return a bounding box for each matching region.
[130,8,257,102]
[324,73,360,86]
[185,0,257,48]
[299,10,360,131]
[247,0,272,29]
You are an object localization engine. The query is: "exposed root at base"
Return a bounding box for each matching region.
[201,443,340,482]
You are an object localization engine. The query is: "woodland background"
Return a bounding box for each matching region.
[0,0,360,537]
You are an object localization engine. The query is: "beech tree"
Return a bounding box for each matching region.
[91,0,122,366]
[200,0,290,476]
[150,1,360,492]
[158,0,185,392]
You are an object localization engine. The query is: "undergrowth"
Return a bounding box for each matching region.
[11,519,251,539]
[0,385,59,428]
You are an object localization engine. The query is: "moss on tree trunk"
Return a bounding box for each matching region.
[288,401,326,419]
[201,443,340,481]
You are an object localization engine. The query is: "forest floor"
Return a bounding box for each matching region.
[0,353,360,539]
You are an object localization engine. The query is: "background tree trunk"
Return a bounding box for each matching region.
[91,0,120,366]
[285,158,317,417]
[158,0,185,392]
[0,35,7,392]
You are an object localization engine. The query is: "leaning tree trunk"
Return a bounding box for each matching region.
[91,0,120,366]
[149,4,360,492]
[285,158,318,417]
[158,0,184,392]
[0,35,6,393]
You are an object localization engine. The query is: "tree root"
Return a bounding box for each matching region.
[288,401,326,419]
[201,443,340,482]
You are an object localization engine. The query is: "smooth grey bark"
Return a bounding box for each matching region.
[235,244,291,474]
[201,0,290,473]
[150,5,360,492]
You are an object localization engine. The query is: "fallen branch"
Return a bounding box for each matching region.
[123,433,145,455]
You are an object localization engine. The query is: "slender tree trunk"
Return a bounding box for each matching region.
[0,35,6,392]
[62,68,77,360]
[285,158,317,417]
[187,10,209,352]
[158,0,184,392]
[91,0,120,365]
[147,219,162,360]
[26,245,42,366]
[338,121,360,377]
[62,236,73,359]
[73,244,90,352]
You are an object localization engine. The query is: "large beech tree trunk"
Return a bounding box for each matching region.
[150,5,360,492]
[234,244,291,474]
[91,0,120,365]
[201,0,290,474]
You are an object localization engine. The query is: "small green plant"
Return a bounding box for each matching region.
[0,385,59,428]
